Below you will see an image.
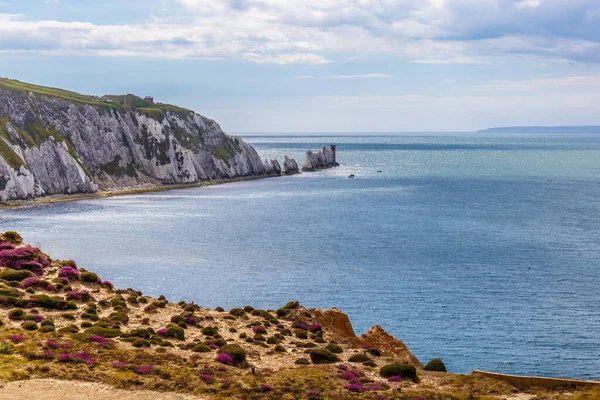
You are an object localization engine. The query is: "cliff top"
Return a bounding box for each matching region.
[0,78,191,116]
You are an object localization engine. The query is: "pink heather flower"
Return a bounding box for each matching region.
[34,315,45,323]
[43,350,55,360]
[45,340,59,349]
[111,361,128,369]
[345,383,368,392]
[369,383,389,391]
[215,353,235,366]
[199,373,214,384]
[135,365,155,375]
[58,353,73,362]
[310,323,322,332]
[20,277,40,288]
[208,343,219,350]
[341,371,358,381]
[157,328,168,336]
[61,342,74,349]
[101,281,114,290]
[260,384,273,392]
[58,266,80,280]
[88,335,108,344]
[220,378,233,388]
[185,315,197,326]
[336,364,349,371]
[9,335,25,343]
[253,326,267,334]
[387,375,403,382]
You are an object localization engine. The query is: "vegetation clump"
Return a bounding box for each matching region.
[309,349,340,364]
[217,344,247,368]
[379,363,417,381]
[424,358,447,372]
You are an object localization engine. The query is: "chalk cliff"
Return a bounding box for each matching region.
[0,79,280,202]
[282,156,299,175]
[302,145,339,171]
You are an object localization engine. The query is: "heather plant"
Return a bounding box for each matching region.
[135,365,155,375]
[20,277,41,288]
[326,344,344,354]
[215,352,234,366]
[0,246,50,275]
[80,271,100,283]
[253,326,267,334]
[58,266,80,280]
[346,382,368,392]
[260,384,274,392]
[111,361,128,370]
[0,342,15,354]
[66,290,93,302]
[22,321,38,330]
[199,373,214,384]
[310,323,322,332]
[387,375,403,382]
[0,269,35,282]
[9,334,25,343]
[217,344,247,367]
[379,363,417,381]
[8,309,25,320]
[309,349,340,364]
[1,231,23,244]
[348,354,371,363]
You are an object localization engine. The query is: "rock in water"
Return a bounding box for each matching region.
[282,156,299,175]
[302,145,339,171]
[0,79,273,201]
[263,158,282,175]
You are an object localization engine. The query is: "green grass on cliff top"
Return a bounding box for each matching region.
[0,78,191,115]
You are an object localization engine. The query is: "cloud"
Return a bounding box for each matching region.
[329,73,390,79]
[482,74,600,91]
[0,0,599,64]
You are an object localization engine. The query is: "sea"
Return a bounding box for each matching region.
[1,133,600,379]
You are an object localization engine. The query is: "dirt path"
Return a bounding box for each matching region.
[0,379,207,400]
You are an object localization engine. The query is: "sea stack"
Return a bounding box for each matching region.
[282,156,299,175]
[302,145,340,171]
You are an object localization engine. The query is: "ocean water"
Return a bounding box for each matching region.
[1,133,600,379]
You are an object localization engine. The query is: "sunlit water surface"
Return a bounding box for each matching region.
[1,133,600,379]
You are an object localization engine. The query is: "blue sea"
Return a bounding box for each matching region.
[1,133,600,379]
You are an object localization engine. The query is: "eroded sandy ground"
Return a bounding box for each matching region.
[0,379,207,400]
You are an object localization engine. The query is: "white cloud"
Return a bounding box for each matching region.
[482,74,600,91]
[0,0,599,64]
[329,73,390,79]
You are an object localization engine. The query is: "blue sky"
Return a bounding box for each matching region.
[0,0,599,132]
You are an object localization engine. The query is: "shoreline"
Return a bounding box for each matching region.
[0,173,283,209]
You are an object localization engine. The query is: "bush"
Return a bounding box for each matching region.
[83,326,121,338]
[8,309,25,320]
[379,363,417,380]
[110,312,129,325]
[58,266,80,281]
[229,308,245,317]
[424,358,447,372]
[295,330,308,339]
[80,272,100,283]
[266,336,278,344]
[295,358,310,365]
[132,339,151,348]
[30,295,77,310]
[192,344,212,353]
[348,354,370,363]
[274,344,286,352]
[243,305,254,312]
[58,325,79,334]
[1,231,23,244]
[201,327,219,337]
[166,325,185,340]
[326,344,343,354]
[81,322,93,328]
[217,344,247,367]
[283,301,300,309]
[309,349,340,364]
[22,320,38,330]
[0,269,35,282]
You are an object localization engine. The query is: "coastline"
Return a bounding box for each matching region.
[0,173,283,209]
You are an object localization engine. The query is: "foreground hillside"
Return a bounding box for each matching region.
[0,231,598,400]
[0,79,281,202]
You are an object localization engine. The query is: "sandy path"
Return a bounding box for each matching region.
[0,379,207,400]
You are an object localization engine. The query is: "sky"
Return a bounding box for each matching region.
[0,0,599,132]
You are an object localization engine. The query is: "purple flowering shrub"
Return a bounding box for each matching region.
[157,328,168,336]
[88,335,109,344]
[9,335,25,343]
[310,323,322,332]
[259,384,273,392]
[135,365,155,375]
[387,375,403,382]
[58,266,80,281]
[253,326,267,334]
[65,290,93,302]
[111,361,128,370]
[0,246,51,275]
[58,353,74,362]
[345,383,368,392]
[215,353,235,366]
[292,320,307,331]
[199,373,214,384]
[45,340,59,349]
[20,277,41,288]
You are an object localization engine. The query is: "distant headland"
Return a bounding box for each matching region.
[478,126,600,133]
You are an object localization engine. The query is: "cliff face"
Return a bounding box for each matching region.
[302,145,339,171]
[0,79,277,201]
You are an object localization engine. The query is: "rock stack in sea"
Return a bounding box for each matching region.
[282,156,299,175]
[302,145,339,171]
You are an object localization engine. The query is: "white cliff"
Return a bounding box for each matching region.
[0,79,280,202]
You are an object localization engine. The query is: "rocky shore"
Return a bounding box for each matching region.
[302,146,339,171]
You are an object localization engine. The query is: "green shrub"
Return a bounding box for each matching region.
[295,330,308,339]
[217,344,247,367]
[80,272,99,283]
[166,325,185,340]
[309,349,340,364]
[0,342,15,354]
[0,269,34,282]
[215,307,224,312]
[132,339,151,348]
[348,354,370,363]
[201,327,218,337]
[295,358,309,365]
[8,309,26,320]
[128,329,151,339]
[274,344,286,352]
[61,313,76,320]
[276,308,289,317]
[30,295,77,310]
[192,344,212,353]
[81,321,92,328]
[81,312,99,321]
[363,360,377,367]
[58,325,79,334]
[424,358,447,372]
[379,363,417,380]
[1,231,23,244]
[243,305,254,312]
[83,326,121,338]
[251,310,272,319]
[367,348,381,357]
[22,320,38,330]
[253,334,266,342]
[283,301,300,309]
[229,327,237,333]
[109,312,129,325]
[0,287,21,297]
[229,308,245,317]
[239,332,247,339]
[266,336,278,345]
[326,344,343,354]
